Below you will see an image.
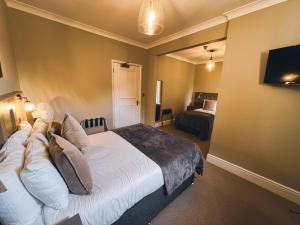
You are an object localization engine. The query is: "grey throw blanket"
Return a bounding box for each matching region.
[113,124,203,195]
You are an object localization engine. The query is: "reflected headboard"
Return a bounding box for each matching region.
[191,92,218,108]
[0,91,23,147]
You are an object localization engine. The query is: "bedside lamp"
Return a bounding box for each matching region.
[22,97,35,125]
[24,98,35,112]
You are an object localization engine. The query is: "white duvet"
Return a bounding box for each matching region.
[43,131,164,225]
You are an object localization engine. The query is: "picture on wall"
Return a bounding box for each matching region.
[0,62,3,78]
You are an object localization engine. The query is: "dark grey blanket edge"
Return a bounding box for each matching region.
[113,124,204,195]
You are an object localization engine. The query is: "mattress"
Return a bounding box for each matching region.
[43,131,164,225]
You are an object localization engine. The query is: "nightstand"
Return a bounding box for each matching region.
[58,214,83,225]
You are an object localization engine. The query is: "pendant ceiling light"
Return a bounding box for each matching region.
[206,49,216,72]
[138,0,164,36]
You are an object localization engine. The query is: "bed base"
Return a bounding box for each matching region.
[112,174,194,225]
[175,124,211,140]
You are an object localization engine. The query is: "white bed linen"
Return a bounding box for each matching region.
[43,131,164,225]
[194,108,215,115]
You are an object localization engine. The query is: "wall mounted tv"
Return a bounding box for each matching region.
[264,44,300,85]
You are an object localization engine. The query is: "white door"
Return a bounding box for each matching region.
[112,61,141,128]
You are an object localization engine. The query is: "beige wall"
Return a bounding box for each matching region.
[210,0,300,190]
[157,56,195,116]
[8,9,148,127]
[0,0,20,95]
[194,62,223,93]
[146,24,227,125]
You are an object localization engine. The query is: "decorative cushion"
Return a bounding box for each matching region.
[61,113,90,150]
[0,171,41,225]
[20,135,69,209]
[48,133,92,195]
[203,99,217,112]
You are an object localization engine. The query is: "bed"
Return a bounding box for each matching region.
[44,130,165,225]
[44,125,203,225]
[0,95,203,225]
[175,92,218,140]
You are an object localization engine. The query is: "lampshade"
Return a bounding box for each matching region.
[138,0,164,35]
[24,99,35,112]
[206,50,216,72]
[206,60,216,72]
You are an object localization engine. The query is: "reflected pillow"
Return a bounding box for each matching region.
[203,99,217,112]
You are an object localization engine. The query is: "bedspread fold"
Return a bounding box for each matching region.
[113,123,203,195]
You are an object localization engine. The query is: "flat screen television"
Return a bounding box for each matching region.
[264,44,300,85]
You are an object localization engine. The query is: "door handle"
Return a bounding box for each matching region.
[136,100,139,106]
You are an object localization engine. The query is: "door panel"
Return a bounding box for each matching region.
[113,62,141,128]
[119,69,137,98]
[119,105,139,127]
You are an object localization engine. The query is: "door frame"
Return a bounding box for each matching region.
[111,59,142,128]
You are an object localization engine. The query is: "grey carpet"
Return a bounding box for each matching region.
[152,162,300,225]
[153,125,300,225]
[159,124,211,158]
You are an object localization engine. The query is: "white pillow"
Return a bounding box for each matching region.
[0,130,31,174]
[203,99,217,112]
[18,120,32,134]
[20,135,69,210]
[0,171,41,225]
[32,118,49,135]
[0,130,42,225]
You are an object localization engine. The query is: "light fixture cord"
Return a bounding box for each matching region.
[150,0,154,9]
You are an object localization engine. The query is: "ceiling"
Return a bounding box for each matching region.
[5,0,286,48]
[166,40,226,64]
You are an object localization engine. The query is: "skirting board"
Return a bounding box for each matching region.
[207,154,300,205]
[154,119,172,128]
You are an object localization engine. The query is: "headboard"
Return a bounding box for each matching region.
[191,92,218,108]
[0,91,23,147]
